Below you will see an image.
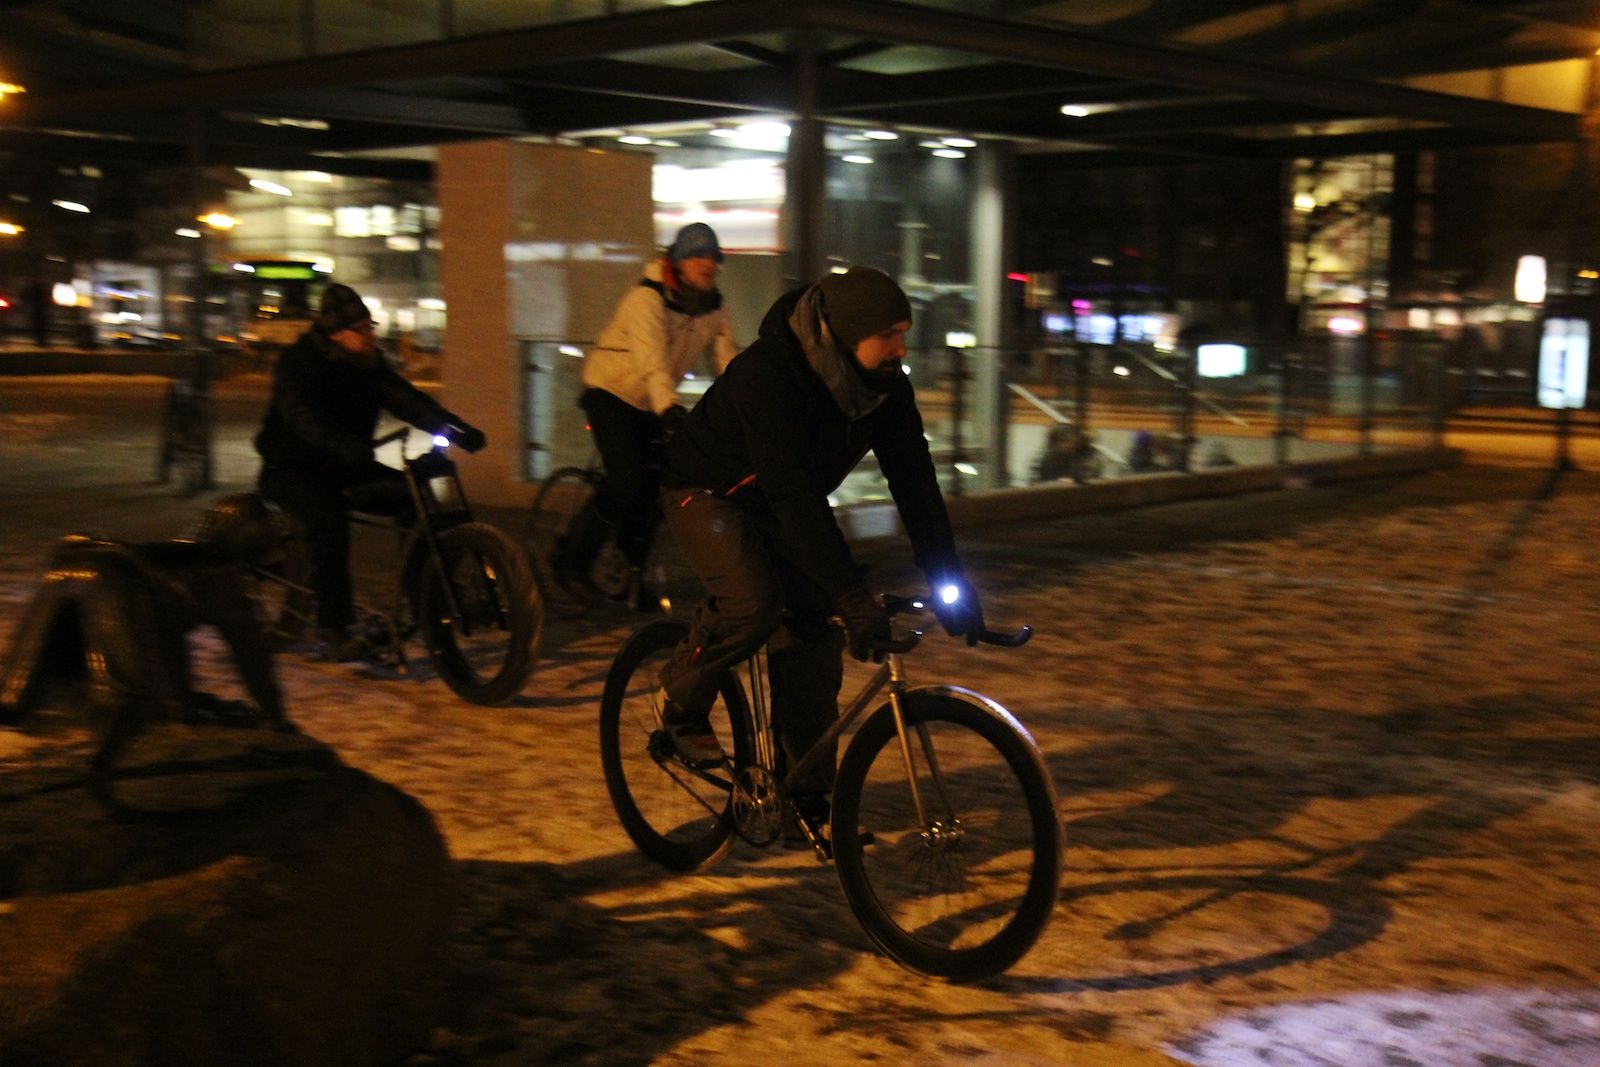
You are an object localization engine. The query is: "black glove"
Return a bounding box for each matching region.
[450,423,487,453]
[659,404,688,441]
[837,586,893,663]
[929,574,985,646]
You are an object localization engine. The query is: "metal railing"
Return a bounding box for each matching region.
[517,331,1561,504]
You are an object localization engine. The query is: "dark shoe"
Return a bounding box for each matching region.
[315,626,378,663]
[661,697,725,768]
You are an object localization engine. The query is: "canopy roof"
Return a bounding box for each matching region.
[1,0,1595,178]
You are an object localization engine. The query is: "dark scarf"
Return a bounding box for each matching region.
[640,259,724,317]
[788,285,894,421]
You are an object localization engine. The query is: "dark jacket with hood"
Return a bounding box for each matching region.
[663,284,960,603]
[255,325,453,484]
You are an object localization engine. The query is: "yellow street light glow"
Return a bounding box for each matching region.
[198,212,238,230]
[0,82,25,98]
[0,221,22,236]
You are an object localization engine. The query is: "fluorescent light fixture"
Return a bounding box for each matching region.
[1197,343,1247,377]
[842,154,873,164]
[249,179,292,196]
[175,227,201,238]
[932,148,966,159]
[1060,104,1092,117]
[52,200,90,213]
[232,262,257,273]
[943,137,977,148]
[618,135,653,145]
[864,129,898,140]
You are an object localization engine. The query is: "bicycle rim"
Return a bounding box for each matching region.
[421,523,543,705]
[527,467,607,618]
[599,618,750,871]
[832,689,1063,981]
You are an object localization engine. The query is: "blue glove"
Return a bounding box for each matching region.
[929,575,984,645]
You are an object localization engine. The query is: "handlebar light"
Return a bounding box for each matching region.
[939,583,960,605]
[432,434,452,449]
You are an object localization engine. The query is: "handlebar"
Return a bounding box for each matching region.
[880,593,1034,649]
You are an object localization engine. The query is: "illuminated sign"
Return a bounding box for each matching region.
[1197,343,1247,377]
[253,263,319,280]
[1538,317,1590,409]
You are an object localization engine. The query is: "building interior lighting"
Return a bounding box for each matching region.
[618,134,653,145]
[1060,104,1092,117]
[841,155,873,164]
[175,227,201,238]
[52,200,90,213]
[248,178,293,196]
[942,136,977,148]
[932,148,966,158]
[863,129,898,140]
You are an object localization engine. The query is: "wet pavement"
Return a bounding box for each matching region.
[2,373,1599,1065]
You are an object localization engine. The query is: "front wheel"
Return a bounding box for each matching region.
[418,522,543,705]
[599,618,753,871]
[527,466,626,618]
[832,688,1063,981]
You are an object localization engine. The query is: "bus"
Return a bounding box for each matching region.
[228,258,328,355]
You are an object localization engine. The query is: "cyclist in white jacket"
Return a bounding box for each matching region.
[579,222,738,610]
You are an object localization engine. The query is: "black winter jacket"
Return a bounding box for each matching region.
[663,286,960,602]
[254,329,454,484]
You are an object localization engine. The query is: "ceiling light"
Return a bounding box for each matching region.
[249,178,293,196]
[864,129,898,140]
[942,136,977,148]
[709,128,739,138]
[842,154,873,164]
[932,148,966,159]
[175,227,201,239]
[1060,104,1092,117]
[0,221,21,236]
[52,200,90,213]
[618,135,653,145]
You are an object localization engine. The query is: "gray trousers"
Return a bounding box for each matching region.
[657,488,844,795]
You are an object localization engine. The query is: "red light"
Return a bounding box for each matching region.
[0,297,11,309]
[1006,272,1028,283]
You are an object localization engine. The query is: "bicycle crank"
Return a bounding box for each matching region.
[732,765,783,846]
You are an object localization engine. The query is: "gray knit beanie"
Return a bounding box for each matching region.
[667,222,724,263]
[817,267,911,347]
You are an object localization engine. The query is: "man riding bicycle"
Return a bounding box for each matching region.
[254,282,486,661]
[653,265,985,849]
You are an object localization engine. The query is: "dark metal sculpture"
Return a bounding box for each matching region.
[1,498,290,770]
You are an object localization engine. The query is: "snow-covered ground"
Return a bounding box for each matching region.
[2,374,1599,1065]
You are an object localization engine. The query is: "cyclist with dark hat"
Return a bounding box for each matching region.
[255,282,486,661]
[652,265,985,849]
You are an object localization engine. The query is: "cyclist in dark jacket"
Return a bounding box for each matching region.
[654,266,985,846]
[255,282,484,659]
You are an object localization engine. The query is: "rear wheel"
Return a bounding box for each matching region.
[419,522,543,705]
[832,689,1063,981]
[599,618,752,871]
[527,467,626,618]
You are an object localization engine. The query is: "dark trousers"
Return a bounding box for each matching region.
[657,488,845,795]
[259,462,411,630]
[579,388,663,570]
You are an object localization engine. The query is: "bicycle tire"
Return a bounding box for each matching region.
[527,466,612,618]
[831,688,1063,981]
[237,504,313,644]
[599,618,753,871]
[419,522,544,705]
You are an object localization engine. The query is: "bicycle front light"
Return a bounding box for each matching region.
[432,434,452,449]
[939,583,961,605]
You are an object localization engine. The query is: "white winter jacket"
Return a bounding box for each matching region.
[581,259,738,414]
